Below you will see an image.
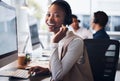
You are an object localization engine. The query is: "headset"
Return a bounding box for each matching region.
[63,8,72,26]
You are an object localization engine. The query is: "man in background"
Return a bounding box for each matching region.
[91,11,110,39]
[70,14,93,39]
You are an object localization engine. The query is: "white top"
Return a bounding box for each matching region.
[50,31,84,81]
[73,27,93,39]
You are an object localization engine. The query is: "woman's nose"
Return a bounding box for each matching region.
[48,15,54,22]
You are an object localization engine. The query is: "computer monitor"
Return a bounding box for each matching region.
[29,24,44,50]
[0,1,18,67]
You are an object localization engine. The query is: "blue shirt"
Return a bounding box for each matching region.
[93,29,110,39]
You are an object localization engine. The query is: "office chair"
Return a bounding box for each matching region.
[84,39,119,81]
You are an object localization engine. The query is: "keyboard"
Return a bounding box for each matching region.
[0,69,30,79]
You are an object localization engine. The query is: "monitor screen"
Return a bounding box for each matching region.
[30,24,40,46]
[0,18,17,56]
[0,1,17,67]
[29,24,44,49]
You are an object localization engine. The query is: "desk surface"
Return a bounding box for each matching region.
[0,58,50,81]
[0,51,50,81]
[0,75,50,81]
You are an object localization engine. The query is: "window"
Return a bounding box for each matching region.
[67,0,120,31]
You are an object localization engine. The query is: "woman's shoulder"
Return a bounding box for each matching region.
[66,31,84,46]
[72,36,83,45]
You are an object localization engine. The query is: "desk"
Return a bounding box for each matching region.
[0,75,50,81]
[0,60,51,81]
[0,55,51,81]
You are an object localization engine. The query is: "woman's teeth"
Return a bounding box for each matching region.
[47,22,55,26]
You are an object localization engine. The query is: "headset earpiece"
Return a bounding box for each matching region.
[64,14,72,26]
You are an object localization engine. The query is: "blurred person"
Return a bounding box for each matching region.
[29,1,93,81]
[70,14,93,39]
[91,11,110,39]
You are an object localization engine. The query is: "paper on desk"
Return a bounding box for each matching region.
[27,61,49,68]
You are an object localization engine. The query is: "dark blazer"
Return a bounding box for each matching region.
[93,29,110,39]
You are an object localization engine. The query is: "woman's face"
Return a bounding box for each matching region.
[45,4,65,33]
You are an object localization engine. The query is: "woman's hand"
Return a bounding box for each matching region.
[28,66,49,75]
[53,25,68,43]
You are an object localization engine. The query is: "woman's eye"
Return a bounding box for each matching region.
[46,13,60,18]
[54,14,60,17]
[46,13,50,17]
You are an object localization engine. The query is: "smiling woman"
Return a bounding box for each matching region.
[29,1,93,81]
[45,4,65,33]
[45,0,72,34]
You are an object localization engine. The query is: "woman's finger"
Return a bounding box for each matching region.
[28,67,35,74]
